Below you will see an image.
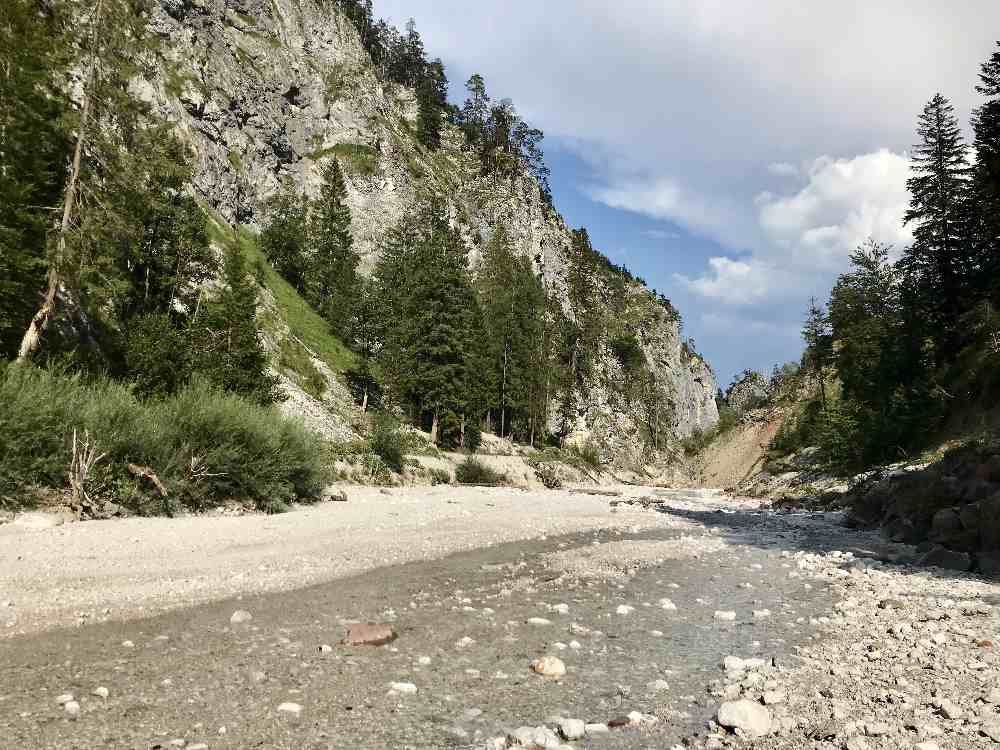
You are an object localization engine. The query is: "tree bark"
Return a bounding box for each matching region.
[17,0,104,363]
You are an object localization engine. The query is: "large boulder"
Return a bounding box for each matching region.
[929,507,978,551]
[717,699,771,738]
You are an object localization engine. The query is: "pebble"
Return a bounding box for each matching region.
[753,609,771,619]
[914,743,940,750]
[714,610,737,621]
[659,598,677,610]
[344,623,396,646]
[845,737,870,750]
[647,679,670,693]
[389,682,417,694]
[530,656,566,678]
[716,699,771,738]
[229,610,253,625]
[585,723,610,735]
[418,656,432,665]
[527,617,553,626]
[121,640,135,648]
[277,702,302,716]
[63,700,80,719]
[55,693,74,705]
[558,717,586,740]
[91,686,109,699]
[615,605,635,615]
[318,644,333,653]
[551,603,570,615]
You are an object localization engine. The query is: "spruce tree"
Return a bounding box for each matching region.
[394,209,479,444]
[970,42,1000,297]
[416,77,443,150]
[902,93,970,353]
[801,297,831,408]
[306,159,358,340]
[261,180,309,293]
[0,0,71,359]
[193,245,281,405]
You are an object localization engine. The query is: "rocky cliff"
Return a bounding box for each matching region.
[145,0,718,455]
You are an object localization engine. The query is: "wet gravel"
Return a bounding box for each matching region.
[0,492,836,749]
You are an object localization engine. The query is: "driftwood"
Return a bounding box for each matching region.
[567,487,622,497]
[128,463,168,497]
[610,496,666,510]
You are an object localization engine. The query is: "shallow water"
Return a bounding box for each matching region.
[0,490,833,749]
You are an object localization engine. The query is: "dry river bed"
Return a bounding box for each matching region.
[0,486,998,749]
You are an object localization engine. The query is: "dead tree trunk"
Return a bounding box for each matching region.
[17,0,104,363]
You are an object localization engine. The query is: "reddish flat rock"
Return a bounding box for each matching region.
[343,623,397,646]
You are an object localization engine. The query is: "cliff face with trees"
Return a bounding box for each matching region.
[2,0,718,469]
[145,0,718,456]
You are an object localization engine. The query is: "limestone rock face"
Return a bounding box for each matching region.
[144,0,719,454]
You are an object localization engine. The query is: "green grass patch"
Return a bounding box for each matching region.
[278,338,326,399]
[204,212,355,374]
[0,365,328,514]
[306,143,379,176]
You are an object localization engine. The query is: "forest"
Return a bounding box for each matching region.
[777,42,1000,471]
[0,0,674,512]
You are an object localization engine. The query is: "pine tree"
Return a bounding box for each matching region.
[15,0,155,362]
[0,0,71,359]
[416,77,442,150]
[393,209,479,444]
[801,297,832,408]
[261,180,309,293]
[193,245,281,405]
[306,159,358,340]
[477,226,545,440]
[459,74,490,147]
[970,42,1000,297]
[902,93,971,352]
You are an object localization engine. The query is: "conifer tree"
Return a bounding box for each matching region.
[193,245,281,405]
[0,0,71,359]
[801,297,832,408]
[416,77,442,150]
[261,181,309,293]
[970,42,1000,296]
[306,159,358,340]
[902,93,970,352]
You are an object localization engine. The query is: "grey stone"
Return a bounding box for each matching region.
[558,718,586,740]
[717,699,771,738]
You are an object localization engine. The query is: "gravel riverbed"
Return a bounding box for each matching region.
[0,487,997,749]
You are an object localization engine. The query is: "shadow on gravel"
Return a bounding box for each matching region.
[655,503,1000,589]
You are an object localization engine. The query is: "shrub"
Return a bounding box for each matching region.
[370,415,405,473]
[465,420,482,454]
[454,457,504,486]
[428,467,451,485]
[567,440,602,470]
[0,365,327,513]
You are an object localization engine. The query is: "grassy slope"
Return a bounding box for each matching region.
[204,211,356,374]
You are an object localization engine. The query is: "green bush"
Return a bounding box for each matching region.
[567,440,602,470]
[370,415,405,473]
[0,365,327,513]
[454,457,504,486]
[428,467,451,485]
[465,420,482,453]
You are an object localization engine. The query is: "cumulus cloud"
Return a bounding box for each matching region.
[674,150,914,305]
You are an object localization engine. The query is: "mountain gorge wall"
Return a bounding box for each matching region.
[146,0,719,456]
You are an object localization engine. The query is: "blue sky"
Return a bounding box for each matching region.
[373,0,1000,384]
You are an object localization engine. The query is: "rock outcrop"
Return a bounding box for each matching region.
[143,0,718,455]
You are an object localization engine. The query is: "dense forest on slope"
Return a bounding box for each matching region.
[772,42,1000,472]
[0,0,717,512]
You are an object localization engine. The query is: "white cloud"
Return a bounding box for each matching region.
[674,150,914,306]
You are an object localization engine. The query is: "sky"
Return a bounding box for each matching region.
[373,0,1000,384]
